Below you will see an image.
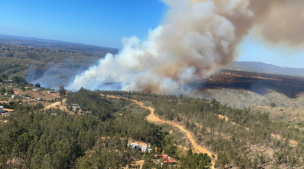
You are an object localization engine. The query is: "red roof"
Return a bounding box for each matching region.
[162,157,176,163]
[162,154,176,163]
[162,154,169,158]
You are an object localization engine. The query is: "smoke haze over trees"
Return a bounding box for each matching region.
[68,0,304,95]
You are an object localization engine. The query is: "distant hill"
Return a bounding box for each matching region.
[0,43,109,88]
[0,34,119,56]
[227,61,304,77]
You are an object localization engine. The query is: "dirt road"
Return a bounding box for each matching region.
[3,108,14,112]
[106,95,217,168]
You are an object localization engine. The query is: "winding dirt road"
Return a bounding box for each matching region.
[106,95,217,168]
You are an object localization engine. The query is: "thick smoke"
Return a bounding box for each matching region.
[27,58,89,89]
[68,0,304,94]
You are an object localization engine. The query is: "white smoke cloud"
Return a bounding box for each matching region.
[68,0,241,94]
[67,0,304,94]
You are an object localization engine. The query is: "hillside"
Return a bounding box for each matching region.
[101,91,304,169]
[202,69,304,99]
[0,34,119,56]
[0,89,213,169]
[0,43,109,87]
[227,61,304,77]
[1,78,304,168]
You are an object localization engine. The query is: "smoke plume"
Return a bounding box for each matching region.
[68,0,304,94]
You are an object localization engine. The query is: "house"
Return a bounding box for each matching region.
[1,110,9,117]
[72,104,81,111]
[6,158,24,166]
[48,90,56,94]
[36,98,43,101]
[128,142,152,153]
[4,92,9,96]
[0,106,3,113]
[1,112,9,117]
[33,88,42,91]
[11,95,18,99]
[157,154,177,167]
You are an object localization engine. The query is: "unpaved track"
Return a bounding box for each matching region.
[106,95,217,168]
[3,108,13,112]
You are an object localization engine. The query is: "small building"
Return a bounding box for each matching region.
[33,88,42,91]
[128,142,152,153]
[1,112,9,117]
[72,104,81,111]
[11,95,18,99]
[157,154,178,167]
[48,90,56,94]
[36,98,43,101]
[0,106,3,113]
[6,158,24,166]
[4,92,9,96]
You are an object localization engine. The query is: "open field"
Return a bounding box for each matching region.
[0,88,61,108]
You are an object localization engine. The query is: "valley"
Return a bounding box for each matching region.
[0,36,304,169]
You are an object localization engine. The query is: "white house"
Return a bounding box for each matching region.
[72,104,81,111]
[1,112,9,117]
[11,95,18,99]
[33,88,42,91]
[128,142,152,153]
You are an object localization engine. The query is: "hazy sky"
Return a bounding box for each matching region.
[0,0,303,68]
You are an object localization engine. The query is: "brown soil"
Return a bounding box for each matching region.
[44,99,67,111]
[14,89,59,100]
[134,160,144,169]
[217,114,228,122]
[3,108,13,112]
[270,133,298,148]
[6,89,61,108]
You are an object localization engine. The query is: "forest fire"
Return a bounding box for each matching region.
[201,69,304,98]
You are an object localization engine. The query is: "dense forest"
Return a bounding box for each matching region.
[0,89,212,169]
[101,90,304,169]
[2,87,303,168]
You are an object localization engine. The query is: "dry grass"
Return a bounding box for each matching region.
[197,88,304,109]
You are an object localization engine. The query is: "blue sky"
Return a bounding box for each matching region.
[0,0,303,68]
[237,34,304,68]
[0,0,165,48]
